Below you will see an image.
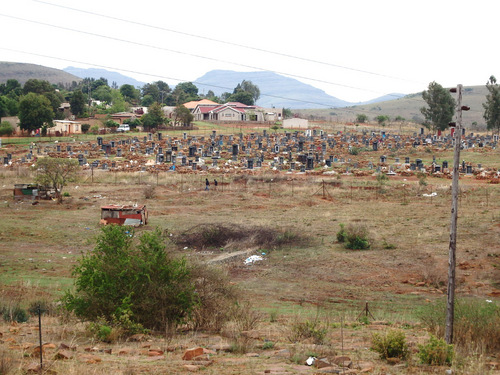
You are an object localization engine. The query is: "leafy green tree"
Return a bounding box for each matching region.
[420,81,455,132]
[173,104,194,126]
[63,226,197,331]
[33,158,79,203]
[172,82,199,105]
[283,108,293,119]
[23,79,54,95]
[239,80,260,103]
[141,102,165,130]
[18,92,54,133]
[0,79,22,98]
[107,90,128,114]
[356,114,368,123]
[483,75,500,133]
[92,85,113,103]
[0,121,14,136]
[227,91,254,105]
[70,90,86,117]
[375,115,390,125]
[0,97,8,121]
[141,94,155,107]
[120,84,140,104]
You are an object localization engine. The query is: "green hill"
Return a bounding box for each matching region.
[0,61,82,87]
[296,85,489,129]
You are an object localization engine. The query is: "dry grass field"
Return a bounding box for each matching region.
[0,123,499,374]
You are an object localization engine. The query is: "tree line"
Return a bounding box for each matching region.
[0,77,263,135]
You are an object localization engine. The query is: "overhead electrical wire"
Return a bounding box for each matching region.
[0,4,480,116]
[32,0,425,87]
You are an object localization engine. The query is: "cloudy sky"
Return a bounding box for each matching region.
[0,0,497,103]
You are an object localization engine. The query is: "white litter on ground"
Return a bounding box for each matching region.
[422,192,437,197]
[244,255,263,265]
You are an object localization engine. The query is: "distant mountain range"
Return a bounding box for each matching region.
[194,70,405,109]
[0,62,404,108]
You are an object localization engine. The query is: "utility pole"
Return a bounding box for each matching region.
[445,84,469,344]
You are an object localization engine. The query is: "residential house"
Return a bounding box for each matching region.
[47,120,83,136]
[192,101,271,122]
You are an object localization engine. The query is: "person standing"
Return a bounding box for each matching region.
[205,178,210,191]
[214,179,218,190]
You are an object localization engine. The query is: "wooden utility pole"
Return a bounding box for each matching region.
[445,84,467,344]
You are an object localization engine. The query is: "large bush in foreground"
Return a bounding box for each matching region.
[63,226,197,332]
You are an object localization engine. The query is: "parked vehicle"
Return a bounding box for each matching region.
[117,124,130,132]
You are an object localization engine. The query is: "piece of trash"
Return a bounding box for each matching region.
[422,192,437,197]
[184,247,188,250]
[486,300,493,303]
[244,255,263,265]
[306,356,316,366]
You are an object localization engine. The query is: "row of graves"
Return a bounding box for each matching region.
[2,128,499,180]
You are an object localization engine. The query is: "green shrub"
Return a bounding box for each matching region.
[289,319,328,344]
[0,121,14,137]
[63,226,197,332]
[371,330,410,360]
[262,341,274,350]
[81,123,91,133]
[345,224,371,250]
[336,223,347,243]
[417,298,499,353]
[2,305,29,323]
[418,335,453,365]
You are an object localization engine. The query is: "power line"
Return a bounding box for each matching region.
[0,46,346,108]
[0,12,396,100]
[32,0,425,87]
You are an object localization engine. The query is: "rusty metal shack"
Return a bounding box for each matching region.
[100,204,148,226]
[13,184,54,201]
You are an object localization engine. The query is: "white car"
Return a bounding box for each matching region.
[117,124,130,132]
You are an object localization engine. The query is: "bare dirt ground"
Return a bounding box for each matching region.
[0,134,499,374]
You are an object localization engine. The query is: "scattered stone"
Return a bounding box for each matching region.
[183,364,200,372]
[314,358,333,369]
[182,347,204,361]
[31,346,44,358]
[25,363,57,374]
[332,356,351,366]
[203,348,217,355]
[315,367,342,374]
[147,349,164,357]
[59,343,77,351]
[211,343,232,352]
[118,348,132,355]
[245,352,260,357]
[54,349,73,360]
[80,354,102,364]
[272,348,291,358]
[42,343,57,350]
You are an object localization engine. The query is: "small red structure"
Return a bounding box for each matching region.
[100,204,148,226]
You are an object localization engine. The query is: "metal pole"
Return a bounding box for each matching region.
[445,84,463,344]
[38,305,43,369]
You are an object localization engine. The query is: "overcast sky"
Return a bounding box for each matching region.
[0,0,497,103]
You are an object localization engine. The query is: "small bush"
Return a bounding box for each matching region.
[371,330,410,360]
[28,300,58,316]
[143,185,156,199]
[418,335,453,366]
[289,319,328,344]
[0,121,14,137]
[344,224,371,250]
[2,304,29,323]
[262,341,274,350]
[336,223,347,243]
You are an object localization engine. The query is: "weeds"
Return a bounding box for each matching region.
[173,223,304,251]
[417,298,500,354]
[336,223,371,250]
[418,335,454,365]
[371,329,410,360]
[289,319,328,344]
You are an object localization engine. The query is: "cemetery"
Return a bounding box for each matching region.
[0,125,499,375]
